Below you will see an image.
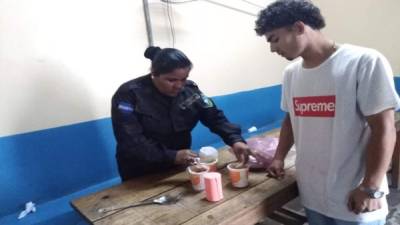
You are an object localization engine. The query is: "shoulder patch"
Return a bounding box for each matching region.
[201,94,214,108]
[118,102,134,113]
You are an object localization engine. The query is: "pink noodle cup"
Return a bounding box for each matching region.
[204,172,223,202]
[187,164,210,191]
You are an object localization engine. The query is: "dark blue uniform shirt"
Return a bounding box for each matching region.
[111,74,244,180]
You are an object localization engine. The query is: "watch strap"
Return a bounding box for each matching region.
[359,186,384,199]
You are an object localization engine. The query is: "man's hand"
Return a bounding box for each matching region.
[267,159,285,179]
[347,186,382,214]
[231,142,252,164]
[175,149,198,165]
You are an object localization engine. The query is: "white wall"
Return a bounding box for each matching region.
[313,0,400,74]
[1,0,399,137]
[0,0,148,136]
[147,0,286,95]
[0,0,284,137]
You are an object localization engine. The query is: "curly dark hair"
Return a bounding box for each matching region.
[255,0,325,35]
[144,46,192,76]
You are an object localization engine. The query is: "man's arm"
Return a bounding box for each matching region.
[347,108,396,214]
[363,108,396,188]
[267,113,294,178]
[275,113,295,160]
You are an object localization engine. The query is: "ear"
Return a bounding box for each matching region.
[292,21,305,34]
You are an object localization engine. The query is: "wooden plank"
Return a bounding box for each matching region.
[256,218,284,225]
[71,169,188,222]
[94,187,196,225]
[273,207,307,224]
[176,149,296,215]
[72,129,296,225]
[72,147,239,224]
[93,164,297,225]
[268,210,305,225]
[181,168,297,225]
[90,152,272,225]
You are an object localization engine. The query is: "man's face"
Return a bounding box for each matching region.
[265,26,303,61]
[152,67,190,97]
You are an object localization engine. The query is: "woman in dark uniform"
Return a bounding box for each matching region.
[111,46,251,181]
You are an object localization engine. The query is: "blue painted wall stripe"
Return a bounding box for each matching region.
[1,76,399,218]
[0,119,118,216]
[0,84,284,216]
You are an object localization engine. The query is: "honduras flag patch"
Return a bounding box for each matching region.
[118,102,134,113]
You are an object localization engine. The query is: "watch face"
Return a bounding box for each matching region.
[360,186,384,199]
[373,191,384,199]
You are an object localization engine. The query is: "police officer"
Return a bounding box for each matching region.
[111,46,251,180]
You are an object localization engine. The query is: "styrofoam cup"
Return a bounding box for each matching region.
[227,162,250,188]
[187,165,209,191]
[200,158,218,172]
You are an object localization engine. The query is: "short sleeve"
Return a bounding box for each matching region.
[356,51,400,116]
[281,69,291,112]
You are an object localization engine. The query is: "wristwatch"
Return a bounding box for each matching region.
[359,186,384,199]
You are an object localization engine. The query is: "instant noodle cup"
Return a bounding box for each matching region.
[187,165,210,191]
[227,162,250,188]
[200,158,218,172]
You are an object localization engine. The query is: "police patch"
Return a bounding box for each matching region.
[179,94,201,110]
[201,94,214,108]
[118,102,134,113]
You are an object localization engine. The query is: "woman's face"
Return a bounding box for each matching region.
[152,67,191,97]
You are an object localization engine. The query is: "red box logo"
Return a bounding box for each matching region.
[293,96,335,117]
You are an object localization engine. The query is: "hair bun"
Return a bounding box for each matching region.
[144,46,162,60]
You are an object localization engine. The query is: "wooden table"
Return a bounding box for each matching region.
[71,130,298,225]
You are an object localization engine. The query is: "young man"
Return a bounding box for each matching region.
[255,0,400,224]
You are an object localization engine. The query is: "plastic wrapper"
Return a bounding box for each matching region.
[199,146,218,162]
[18,201,36,219]
[247,136,278,170]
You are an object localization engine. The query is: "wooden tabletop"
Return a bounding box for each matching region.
[71,129,298,225]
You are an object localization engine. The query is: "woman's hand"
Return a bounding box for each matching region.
[231,142,252,164]
[175,149,198,165]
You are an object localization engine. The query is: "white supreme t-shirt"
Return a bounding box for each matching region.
[281,44,400,222]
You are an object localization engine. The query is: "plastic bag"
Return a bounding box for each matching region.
[247,136,278,170]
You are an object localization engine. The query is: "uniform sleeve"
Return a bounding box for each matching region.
[356,51,400,116]
[111,91,176,165]
[194,88,245,146]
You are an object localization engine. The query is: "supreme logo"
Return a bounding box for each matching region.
[293,95,335,117]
